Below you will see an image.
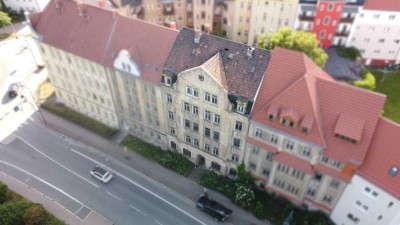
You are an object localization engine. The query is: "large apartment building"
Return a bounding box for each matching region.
[27,0,400,217]
[345,0,400,65]
[3,0,50,12]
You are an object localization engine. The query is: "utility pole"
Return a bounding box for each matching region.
[20,85,47,125]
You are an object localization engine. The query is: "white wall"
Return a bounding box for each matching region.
[4,0,50,12]
[331,175,400,225]
[346,9,400,64]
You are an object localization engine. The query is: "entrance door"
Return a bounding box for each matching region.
[196,155,205,167]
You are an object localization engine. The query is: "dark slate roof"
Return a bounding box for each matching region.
[163,27,272,99]
[324,48,362,81]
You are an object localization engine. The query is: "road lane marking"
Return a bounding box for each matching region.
[154,220,163,225]
[70,149,208,225]
[129,205,147,215]
[19,137,100,188]
[0,160,83,212]
[106,191,122,201]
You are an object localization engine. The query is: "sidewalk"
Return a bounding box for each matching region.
[39,109,271,225]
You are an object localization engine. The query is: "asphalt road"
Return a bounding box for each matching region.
[0,121,222,225]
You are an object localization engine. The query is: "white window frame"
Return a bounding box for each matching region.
[184,102,190,112]
[211,95,218,104]
[213,114,220,125]
[204,110,211,121]
[186,86,192,95]
[192,105,199,116]
[204,92,211,102]
[212,147,219,155]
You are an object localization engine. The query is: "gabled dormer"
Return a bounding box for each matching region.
[161,69,177,87]
[113,49,141,76]
[279,107,301,129]
[334,113,366,144]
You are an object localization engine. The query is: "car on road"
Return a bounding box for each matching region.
[90,166,113,183]
[196,195,232,222]
[8,83,19,98]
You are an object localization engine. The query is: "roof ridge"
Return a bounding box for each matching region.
[100,11,119,65]
[201,52,229,91]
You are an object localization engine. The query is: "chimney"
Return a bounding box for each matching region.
[98,0,105,8]
[194,28,202,44]
[246,47,255,59]
[169,21,177,30]
[112,10,119,19]
[55,0,63,11]
[77,4,87,17]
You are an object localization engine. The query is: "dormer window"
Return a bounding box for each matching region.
[164,77,171,86]
[389,166,398,177]
[237,104,245,114]
[335,133,357,144]
[288,121,295,128]
[301,127,309,134]
[280,118,286,125]
[268,114,275,121]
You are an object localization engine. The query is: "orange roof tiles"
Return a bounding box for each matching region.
[334,113,366,141]
[30,0,178,85]
[272,152,314,175]
[246,136,279,153]
[202,53,228,91]
[314,163,353,182]
[280,107,301,123]
[359,118,400,199]
[364,0,400,11]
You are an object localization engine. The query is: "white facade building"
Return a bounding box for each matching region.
[331,175,400,225]
[345,2,400,65]
[4,0,50,12]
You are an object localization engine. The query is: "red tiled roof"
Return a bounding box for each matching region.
[334,113,366,141]
[266,103,280,118]
[301,115,314,130]
[359,118,400,199]
[317,79,386,164]
[202,53,228,91]
[246,136,279,153]
[313,163,352,182]
[364,0,400,11]
[30,0,178,85]
[272,152,314,175]
[280,107,301,123]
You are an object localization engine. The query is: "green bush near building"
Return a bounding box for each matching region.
[353,70,376,90]
[373,72,400,124]
[199,168,334,225]
[121,135,194,176]
[41,103,117,138]
[0,182,66,225]
[338,47,361,61]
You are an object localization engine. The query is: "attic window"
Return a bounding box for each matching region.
[301,127,309,134]
[198,74,204,81]
[237,104,245,114]
[145,63,150,69]
[335,133,357,144]
[163,76,171,86]
[154,66,159,72]
[267,114,275,121]
[389,167,399,177]
[280,118,286,125]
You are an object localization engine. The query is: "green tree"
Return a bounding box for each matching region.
[0,200,31,225]
[214,22,224,38]
[0,0,8,13]
[236,163,254,186]
[0,183,8,204]
[353,70,376,90]
[0,11,11,29]
[24,204,48,225]
[234,183,255,210]
[258,27,328,67]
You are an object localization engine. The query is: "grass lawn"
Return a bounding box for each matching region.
[374,72,400,124]
[121,135,194,176]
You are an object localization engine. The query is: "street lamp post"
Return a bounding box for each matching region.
[20,85,47,125]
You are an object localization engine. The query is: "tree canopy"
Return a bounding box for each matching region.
[0,11,11,29]
[258,27,328,67]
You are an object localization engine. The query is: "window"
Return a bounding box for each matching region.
[211,161,220,171]
[389,166,398,176]
[388,201,394,208]
[237,103,245,114]
[193,88,199,97]
[328,3,333,11]
[301,127,309,133]
[204,92,211,102]
[249,163,256,171]
[321,156,329,163]
[302,147,311,157]
[201,11,205,19]
[280,118,286,125]
[314,172,323,181]
[233,138,240,148]
[204,128,211,137]
[330,179,340,189]
[231,154,238,162]
[251,146,259,155]
[185,135,191,143]
[320,30,326,39]
[373,14,380,19]
[192,106,199,116]
[168,111,174,120]
[184,119,191,129]
[354,200,369,213]
[184,102,190,112]
[306,188,316,197]
[322,195,332,204]
[323,16,330,25]
[270,134,278,144]
[213,131,220,141]
[204,144,210,152]
[363,186,379,199]
[389,15,396,20]
[211,95,218,104]
[186,86,192,95]
[183,148,191,157]
[347,213,360,224]
[265,152,272,161]
[169,127,175,135]
[267,114,275,121]
[212,147,219,155]
[204,110,211,121]
[198,74,204,81]
[213,114,220,125]
[262,168,270,177]
[235,121,242,131]
[285,140,294,150]
[379,38,385,43]
[194,139,199,147]
[193,123,199,132]
[377,215,383,221]
[255,128,263,138]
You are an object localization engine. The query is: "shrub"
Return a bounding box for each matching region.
[0,200,31,225]
[41,103,117,138]
[338,47,361,61]
[199,170,236,199]
[24,204,48,225]
[236,163,254,187]
[234,183,255,210]
[0,183,8,204]
[354,70,376,90]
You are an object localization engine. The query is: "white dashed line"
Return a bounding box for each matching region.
[106,191,122,201]
[129,205,147,215]
[154,220,163,225]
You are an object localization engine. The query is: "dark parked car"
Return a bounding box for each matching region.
[196,195,232,222]
[8,83,19,98]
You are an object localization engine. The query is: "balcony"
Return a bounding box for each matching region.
[335,30,350,37]
[299,13,314,21]
[339,17,354,23]
[163,3,174,15]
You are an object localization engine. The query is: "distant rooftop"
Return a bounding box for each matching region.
[324,48,362,81]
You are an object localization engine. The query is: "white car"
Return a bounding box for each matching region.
[90,166,113,183]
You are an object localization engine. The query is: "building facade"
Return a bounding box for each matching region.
[248,0,298,46]
[294,0,364,48]
[345,0,400,65]
[4,0,50,12]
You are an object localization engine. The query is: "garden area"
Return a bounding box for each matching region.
[40,102,117,138]
[373,72,400,124]
[121,135,194,176]
[0,182,65,225]
[199,164,334,225]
